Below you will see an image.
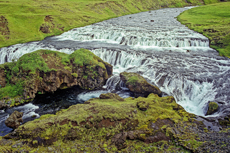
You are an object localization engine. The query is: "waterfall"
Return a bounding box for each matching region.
[0,6,230,117]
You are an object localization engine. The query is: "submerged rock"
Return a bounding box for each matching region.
[0,49,112,107]
[120,72,162,97]
[5,111,23,129]
[206,102,219,116]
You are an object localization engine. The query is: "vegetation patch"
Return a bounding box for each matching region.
[0,93,204,152]
[0,49,112,107]
[178,1,230,57]
[0,0,209,48]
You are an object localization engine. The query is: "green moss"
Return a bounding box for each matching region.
[206,102,219,115]
[127,76,139,85]
[71,73,78,78]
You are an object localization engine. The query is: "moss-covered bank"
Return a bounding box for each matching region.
[0,0,219,48]
[0,49,112,107]
[178,1,230,58]
[0,93,205,152]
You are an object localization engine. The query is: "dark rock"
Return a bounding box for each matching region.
[145,131,170,143]
[137,101,149,111]
[99,93,124,101]
[30,137,56,147]
[120,72,162,97]
[111,131,127,150]
[5,111,23,129]
[206,102,219,116]
[40,24,50,33]
[150,119,174,131]
[0,101,7,110]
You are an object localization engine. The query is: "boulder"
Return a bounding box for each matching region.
[206,102,219,116]
[120,72,162,97]
[5,111,23,129]
[0,101,7,110]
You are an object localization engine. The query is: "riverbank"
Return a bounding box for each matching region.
[0,0,217,48]
[178,1,230,58]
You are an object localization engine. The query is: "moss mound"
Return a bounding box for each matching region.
[206,102,219,115]
[0,49,112,107]
[0,93,204,152]
[120,72,162,97]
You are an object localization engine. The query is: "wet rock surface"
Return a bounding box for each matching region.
[120,72,162,97]
[206,102,219,115]
[5,111,23,129]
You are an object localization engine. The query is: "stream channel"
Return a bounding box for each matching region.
[1,6,230,136]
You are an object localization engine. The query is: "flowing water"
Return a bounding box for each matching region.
[1,7,230,134]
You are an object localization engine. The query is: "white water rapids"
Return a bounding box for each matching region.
[1,7,230,117]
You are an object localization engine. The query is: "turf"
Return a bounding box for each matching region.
[0,0,207,48]
[178,1,230,57]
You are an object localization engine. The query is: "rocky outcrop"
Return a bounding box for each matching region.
[120,72,162,97]
[5,111,23,129]
[0,49,112,106]
[206,102,219,116]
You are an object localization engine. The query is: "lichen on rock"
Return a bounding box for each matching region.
[120,72,162,97]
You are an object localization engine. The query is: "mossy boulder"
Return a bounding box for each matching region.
[0,93,204,152]
[0,49,112,107]
[206,102,219,116]
[120,72,162,97]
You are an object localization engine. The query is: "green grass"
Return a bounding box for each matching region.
[178,2,230,57]
[0,0,208,48]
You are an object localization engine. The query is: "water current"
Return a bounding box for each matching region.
[1,7,230,135]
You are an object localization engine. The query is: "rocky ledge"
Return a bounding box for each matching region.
[0,49,112,107]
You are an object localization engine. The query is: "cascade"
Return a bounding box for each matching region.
[0,6,230,119]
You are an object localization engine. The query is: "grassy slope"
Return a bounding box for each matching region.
[178,2,230,57]
[0,0,207,48]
